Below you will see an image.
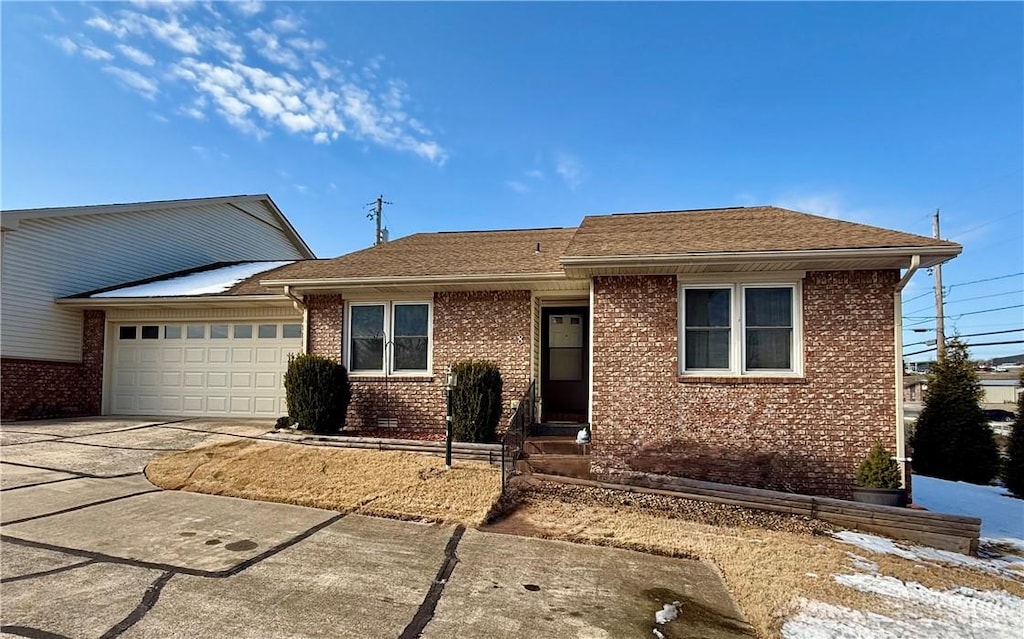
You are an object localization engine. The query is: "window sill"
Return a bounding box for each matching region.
[349,375,435,383]
[677,375,807,385]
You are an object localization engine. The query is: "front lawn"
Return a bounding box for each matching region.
[145,440,502,526]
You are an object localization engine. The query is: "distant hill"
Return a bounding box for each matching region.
[991,353,1024,366]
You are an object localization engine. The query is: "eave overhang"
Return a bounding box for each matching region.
[558,245,961,277]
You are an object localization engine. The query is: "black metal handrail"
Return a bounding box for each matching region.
[501,379,536,491]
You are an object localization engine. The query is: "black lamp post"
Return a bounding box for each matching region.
[445,365,457,468]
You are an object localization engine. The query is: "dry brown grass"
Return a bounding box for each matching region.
[491,478,1024,639]
[145,440,502,526]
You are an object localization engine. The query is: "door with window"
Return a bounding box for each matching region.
[109,319,303,416]
[541,306,588,423]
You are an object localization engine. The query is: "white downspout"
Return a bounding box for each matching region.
[894,255,921,489]
[283,285,309,354]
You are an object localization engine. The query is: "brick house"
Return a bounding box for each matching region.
[8,202,961,498]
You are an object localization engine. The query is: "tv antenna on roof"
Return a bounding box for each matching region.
[366,195,392,245]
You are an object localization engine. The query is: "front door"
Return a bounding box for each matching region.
[541,306,588,423]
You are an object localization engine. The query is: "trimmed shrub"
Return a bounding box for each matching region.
[910,338,1000,484]
[450,360,503,443]
[274,415,294,430]
[284,354,351,435]
[1004,371,1024,498]
[856,443,902,489]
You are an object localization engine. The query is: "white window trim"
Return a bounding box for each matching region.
[345,300,434,377]
[678,280,803,377]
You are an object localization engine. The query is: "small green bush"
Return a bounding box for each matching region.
[856,443,902,489]
[284,354,351,435]
[450,360,503,443]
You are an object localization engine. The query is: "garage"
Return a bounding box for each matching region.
[108,319,303,417]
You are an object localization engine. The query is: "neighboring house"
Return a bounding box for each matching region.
[0,195,314,420]
[981,377,1022,404]
[8,204,962,498]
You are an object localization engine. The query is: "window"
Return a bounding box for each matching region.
[282,324,302,339]
[347,301,432,374]
[119,326,137,340]
[679,281,801,376]
[141,325,159,340]
[186,325,205,339]
[233,324,253,339]
[164,325,182,339]
[258,324,277,339]
[210,324,229,339]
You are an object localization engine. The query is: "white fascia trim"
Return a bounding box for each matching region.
[561,245,961,268]
[55,295,293,308]
[260,271,571,290]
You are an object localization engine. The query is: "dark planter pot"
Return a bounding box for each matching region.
[852,487,907,507]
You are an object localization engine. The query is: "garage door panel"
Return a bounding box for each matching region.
[110,320,297,418]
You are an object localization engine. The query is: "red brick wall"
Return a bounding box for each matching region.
[306,290,532,432]
[590,271,898,498]
[1,309,106,420]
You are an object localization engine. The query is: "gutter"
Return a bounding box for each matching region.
[894,254,921,490]
[260,271,572,291]
[55,294,296,308]
[559,245,960,269]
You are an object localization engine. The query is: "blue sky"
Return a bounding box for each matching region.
[2,1,1022,361]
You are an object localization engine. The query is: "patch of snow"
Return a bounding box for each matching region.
[652,629,665,639]
[833,530,1021,577]
[783,575,1024,639]
[912,474,1024,542]
[846,552,878,573]
[92,261,294,298]
[654,602,679,624]
[805,572,819,578]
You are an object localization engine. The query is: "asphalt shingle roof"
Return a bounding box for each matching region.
[564,206,957,258]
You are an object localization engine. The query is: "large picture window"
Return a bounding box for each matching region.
[679,281,801,376]
[347,301,432,375]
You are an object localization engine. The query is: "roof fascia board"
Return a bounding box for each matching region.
[259,271,572,290]
[560,245,960,268]
[257,195,316,259]
[55,294,292,308]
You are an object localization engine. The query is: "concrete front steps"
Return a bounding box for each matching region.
[516,427,591,479]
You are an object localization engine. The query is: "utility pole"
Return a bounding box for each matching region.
[366,195,391,245]
[933,209,946,362]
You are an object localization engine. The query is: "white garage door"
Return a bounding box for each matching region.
[109,320,303,417]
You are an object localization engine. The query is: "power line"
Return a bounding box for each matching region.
[903,289,1023,316]
[948,208,1024,242]
[901,271,1024,307]
[904,339,1024,358]
[904,328,1024,348]
[904,303,1024,321]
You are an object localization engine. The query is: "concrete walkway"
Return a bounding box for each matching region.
[0,417,751,638]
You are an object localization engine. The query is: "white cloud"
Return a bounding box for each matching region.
[774,193,873,222]
[103,65,159,99]
[231,1,265,17]
[248,28,300,70]
[555,153,584,189]
[506,180,530,194]
[117,44,155,66]
[82,45,115,61]
[61,3,446,161]
[526,169,544,179]
[49,36,78,54]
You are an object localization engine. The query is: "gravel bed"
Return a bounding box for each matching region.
[518,478,833,536]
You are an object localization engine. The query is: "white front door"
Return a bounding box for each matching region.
[108,320,302,417]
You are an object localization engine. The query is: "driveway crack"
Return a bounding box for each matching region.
[98,571,175,639]
[0,559,98,585]
[398,525,466,639]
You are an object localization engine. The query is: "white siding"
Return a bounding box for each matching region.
[1,203,308,362]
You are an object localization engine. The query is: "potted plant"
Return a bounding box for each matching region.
[852,443,907,507]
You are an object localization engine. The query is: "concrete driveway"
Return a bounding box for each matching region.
[0,417,751,639]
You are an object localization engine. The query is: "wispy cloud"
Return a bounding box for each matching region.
[555,153,584,189]
[506,180,529,194]
[117,44,154,66]
[774,193,873,222]
[103,65,159,100]
[64,3,445,162]
[525,169,544,179]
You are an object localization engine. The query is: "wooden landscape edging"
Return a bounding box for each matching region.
[531,472,981,556]
[264,432,503,464]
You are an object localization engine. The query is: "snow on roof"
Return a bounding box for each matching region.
[91,261,294,298]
